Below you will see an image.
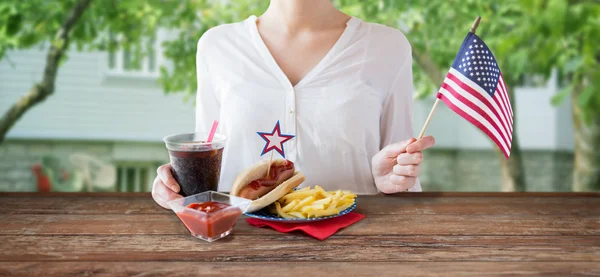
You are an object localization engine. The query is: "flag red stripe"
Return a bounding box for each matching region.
[438,93,510,159]
[449,68,513,129]
[437,87,511,153]
[496,77,513,125]
[487,74,512,126]
[446,73,513,141]
[441,82,512,148]
[497,86,513,127]
[498,75,513,119]
[492,88,513,133]
[498,75,512,117]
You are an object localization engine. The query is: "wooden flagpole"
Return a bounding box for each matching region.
[266,151,274,177]
[417,16,482,139]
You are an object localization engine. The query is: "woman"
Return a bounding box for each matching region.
[152,0,435,209]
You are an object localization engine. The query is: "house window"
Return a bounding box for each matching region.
[115,161,160,192]
[107,32,161,78]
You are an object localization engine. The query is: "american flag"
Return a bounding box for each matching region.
[437,32,514,159]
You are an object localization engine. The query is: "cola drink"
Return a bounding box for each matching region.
[163,133,226,196]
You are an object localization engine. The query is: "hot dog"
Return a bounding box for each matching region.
[237,159,295,200]
[230,159,305,213]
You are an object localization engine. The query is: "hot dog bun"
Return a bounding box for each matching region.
[231,159,305,213]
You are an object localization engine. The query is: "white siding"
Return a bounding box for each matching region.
[0,47,196,143]
[112,142,169,163]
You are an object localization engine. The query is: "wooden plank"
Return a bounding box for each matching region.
[1,262,599,277]
[360,195,600,215]
[0,235,598,262]
[1,213,598,236]
[0,196,170,215]
[2,195,599,216]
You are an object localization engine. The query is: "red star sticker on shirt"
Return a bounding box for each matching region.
[257,121,295,158]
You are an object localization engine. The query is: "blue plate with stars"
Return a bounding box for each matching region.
[244,202,357,223]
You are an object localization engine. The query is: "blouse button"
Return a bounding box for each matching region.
[289,109,294,114]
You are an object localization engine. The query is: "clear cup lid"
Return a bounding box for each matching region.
[163,132,227,151]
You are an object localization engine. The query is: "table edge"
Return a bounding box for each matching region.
[1,192,599,198]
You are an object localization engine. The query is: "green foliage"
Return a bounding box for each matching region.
[334,1,550,94]
[158,0,268,96]
[531,0,600,124]
[0,0,156,63]
[0,0,598,120]
[334,0,599,122]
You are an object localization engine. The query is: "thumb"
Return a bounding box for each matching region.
[383,138,417,158]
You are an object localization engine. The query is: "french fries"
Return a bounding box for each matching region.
[275,202,295,219]
[272,186,357,219]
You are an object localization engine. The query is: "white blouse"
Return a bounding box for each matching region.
[195,15,421,194]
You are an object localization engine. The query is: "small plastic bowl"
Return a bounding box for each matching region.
[168,191,252,242]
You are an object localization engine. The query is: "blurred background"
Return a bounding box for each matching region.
[0,0,598,193]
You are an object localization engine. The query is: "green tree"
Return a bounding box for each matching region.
[0,0,92,141]
[524,1,600,191]
[0,0,267,142]
[0,0,171,142]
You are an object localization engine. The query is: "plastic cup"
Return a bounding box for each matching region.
[163,132,227,196]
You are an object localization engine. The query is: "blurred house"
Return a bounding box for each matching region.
[0,34,574,192]
[0,32,195,192]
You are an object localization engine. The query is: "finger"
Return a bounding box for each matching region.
[152,190,169,209]
[157,164,180,193]
[154,179,182,205]
[393,164,421,177]
[396,152,424,165]
[383,138,417,157]
[390,175,417,192]
[151,179,170,209]
[406,136,435,153]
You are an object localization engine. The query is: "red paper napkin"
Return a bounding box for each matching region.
[245,212,366,240]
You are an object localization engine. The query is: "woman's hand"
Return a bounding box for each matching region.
[152,164,183,209]
[371,136,435,194]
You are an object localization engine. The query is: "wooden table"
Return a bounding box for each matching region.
[0,192,599,276]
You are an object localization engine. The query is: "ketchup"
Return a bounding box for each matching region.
[248,160,294,190]
[175,202,242,239]
[187,202,231,213]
